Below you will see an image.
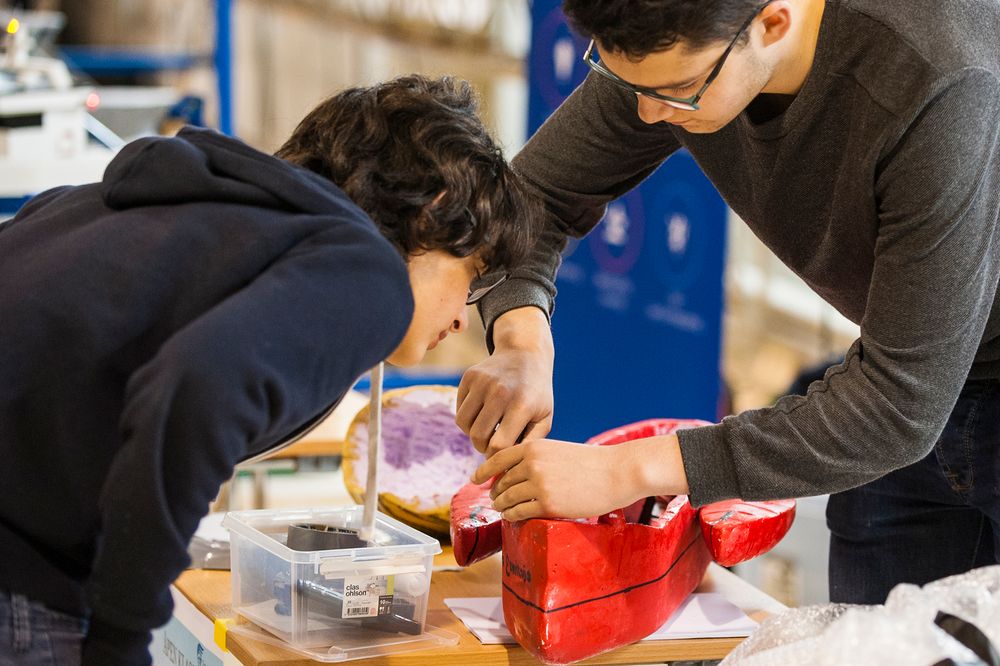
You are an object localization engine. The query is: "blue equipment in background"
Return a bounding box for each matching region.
[527,2,729,441]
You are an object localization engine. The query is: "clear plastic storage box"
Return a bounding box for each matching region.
[222,506,456,662]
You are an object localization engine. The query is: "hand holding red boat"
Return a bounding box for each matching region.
[472,434,691,521]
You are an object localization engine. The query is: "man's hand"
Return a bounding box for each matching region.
[457,307,554,456]
[471,435,689,521]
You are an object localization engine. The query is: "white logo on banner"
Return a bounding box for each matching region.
[602,203,629,247]
[553,37,576,82]
[668,213,690,255]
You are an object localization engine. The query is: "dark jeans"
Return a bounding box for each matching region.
[0,590,87,665]
[827,378,1000,604]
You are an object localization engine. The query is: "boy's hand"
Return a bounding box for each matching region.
[471,435,689,521]
[457,307,554,456]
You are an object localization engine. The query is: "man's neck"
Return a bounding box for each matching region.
[763,0,826,96]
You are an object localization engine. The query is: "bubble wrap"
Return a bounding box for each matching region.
[722,565,1000,666]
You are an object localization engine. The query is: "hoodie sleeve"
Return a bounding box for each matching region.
[81,222,413,664]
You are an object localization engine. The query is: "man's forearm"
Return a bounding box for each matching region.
[624,435,691,498]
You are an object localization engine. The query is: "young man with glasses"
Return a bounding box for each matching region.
[463,0,1000,605]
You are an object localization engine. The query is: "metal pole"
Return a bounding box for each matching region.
[214,0,233,135]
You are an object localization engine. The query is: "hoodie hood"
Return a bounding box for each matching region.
[101,126,357,217]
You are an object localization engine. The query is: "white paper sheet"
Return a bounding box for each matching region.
[444,593,758,645]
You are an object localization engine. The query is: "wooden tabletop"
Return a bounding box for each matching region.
[175,548,784,666]
[263,437,343,460]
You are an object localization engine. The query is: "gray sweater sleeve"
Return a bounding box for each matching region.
[680,68,1000,506]
[477,73,681,347]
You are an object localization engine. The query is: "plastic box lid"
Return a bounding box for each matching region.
[222,506,442,562]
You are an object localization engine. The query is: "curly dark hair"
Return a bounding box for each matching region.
[276,75,539,274]
[563,0,763,58]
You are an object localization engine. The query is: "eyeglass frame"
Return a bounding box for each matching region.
[466,273,508,305]
[582,1,776,111]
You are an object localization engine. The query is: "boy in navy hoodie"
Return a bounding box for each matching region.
[0,74,539,665]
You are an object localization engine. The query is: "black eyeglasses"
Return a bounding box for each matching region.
[583,1,775,111]
[466,273,508,305]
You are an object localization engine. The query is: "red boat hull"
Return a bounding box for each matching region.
[449,418,797,664]
[583,417,713,446]
[501,498,712,665]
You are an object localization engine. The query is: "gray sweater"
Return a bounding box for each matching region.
[481,0,1000,505]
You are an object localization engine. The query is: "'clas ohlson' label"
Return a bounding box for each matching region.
[342,575,394,618]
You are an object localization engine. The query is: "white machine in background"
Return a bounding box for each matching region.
[0,10,117,210]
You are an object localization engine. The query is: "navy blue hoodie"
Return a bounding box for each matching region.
[0,127,414,663]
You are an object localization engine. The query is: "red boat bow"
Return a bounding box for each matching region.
[698,498,796,567]
[450,479,501,567]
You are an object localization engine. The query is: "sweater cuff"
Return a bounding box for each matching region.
[477,277,552,353]
[82,617,152,666]
[677,422,742,507]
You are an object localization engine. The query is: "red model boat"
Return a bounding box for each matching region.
[450,418,796,665]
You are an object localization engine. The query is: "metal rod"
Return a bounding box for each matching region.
[214,0,233,135]
[359,362,383,542]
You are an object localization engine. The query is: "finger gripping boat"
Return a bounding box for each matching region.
[450,418,796,665]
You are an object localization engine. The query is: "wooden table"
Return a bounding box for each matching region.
[175,548,785,666]
[264,437,343,460]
